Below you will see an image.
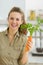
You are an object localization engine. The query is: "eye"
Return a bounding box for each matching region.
[10,17,14,20]
[16,18,19,21]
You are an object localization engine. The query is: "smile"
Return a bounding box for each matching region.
[11,24,18,28]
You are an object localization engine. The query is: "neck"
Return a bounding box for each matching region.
[8,28,18,43]
[9,28,14,37]
[8,28,18,37]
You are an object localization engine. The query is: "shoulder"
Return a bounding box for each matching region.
[18,31,28,40]
[0,30,6,38]
[0,31,5,45]
[0,31,4,35]
[20,33,28,44]
[0,31,3,36]
[22,34,27,40]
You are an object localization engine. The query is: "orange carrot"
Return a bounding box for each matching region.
[24,36,32,52]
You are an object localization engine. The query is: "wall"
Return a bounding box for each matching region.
[25,0,43,20]
[25,0,43,51]
[0,0,25,24]
[0,0,43,24]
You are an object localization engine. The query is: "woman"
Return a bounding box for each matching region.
[0,7,32,65]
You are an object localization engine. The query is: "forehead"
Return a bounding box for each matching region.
[9,12,22,18]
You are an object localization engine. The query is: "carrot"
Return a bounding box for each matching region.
[24,36,32,52]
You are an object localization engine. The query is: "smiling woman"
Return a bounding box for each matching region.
[8,12,22,32]
[0,7,32,65]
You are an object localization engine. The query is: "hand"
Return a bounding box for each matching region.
[24,40,33,52]
[26,41,33,51]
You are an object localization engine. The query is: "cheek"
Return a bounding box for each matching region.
[8,19,12,23]
[8,20,12,26]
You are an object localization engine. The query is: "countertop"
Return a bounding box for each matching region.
[28,51,43,63]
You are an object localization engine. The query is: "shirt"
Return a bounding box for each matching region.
[0,28,28,65]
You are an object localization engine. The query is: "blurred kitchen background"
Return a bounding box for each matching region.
[0,0,43,65]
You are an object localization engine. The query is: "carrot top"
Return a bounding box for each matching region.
[20,23,39,36]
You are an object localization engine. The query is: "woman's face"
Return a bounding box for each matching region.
[8,12,23,30]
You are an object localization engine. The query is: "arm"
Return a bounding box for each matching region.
[20,51,28,65]
[18,35,33,65]
[19,36,33,64]
[18,49,29,65]
[20,36,33,64]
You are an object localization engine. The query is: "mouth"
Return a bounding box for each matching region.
[11,24,18,28]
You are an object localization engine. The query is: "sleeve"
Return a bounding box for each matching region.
[17,34,28,65]
[0,32,2,55]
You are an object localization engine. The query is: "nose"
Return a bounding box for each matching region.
[13,19,17,23]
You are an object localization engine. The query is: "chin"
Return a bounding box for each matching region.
[11,26,18,30]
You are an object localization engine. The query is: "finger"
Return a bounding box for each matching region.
[26,41,33,46]
[26,42,33,48]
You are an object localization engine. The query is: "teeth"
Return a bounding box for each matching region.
[11,24,17,27]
